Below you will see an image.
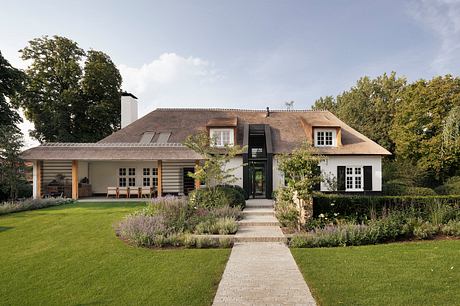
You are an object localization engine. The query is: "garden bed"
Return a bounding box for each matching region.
[0,197,74,215]
[115,186,246,249]
[275,190,460,248]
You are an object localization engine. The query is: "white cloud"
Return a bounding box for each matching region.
[407,0,460,73]
[119,53,224,114]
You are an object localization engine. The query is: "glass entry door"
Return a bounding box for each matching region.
[250,162,266,198]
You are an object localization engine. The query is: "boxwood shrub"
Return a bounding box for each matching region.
[313,194,460,221]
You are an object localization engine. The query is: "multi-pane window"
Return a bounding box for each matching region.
[119,168,127,187]
[152,168,158,188]
[119,167,136,187]
[128,177,136,187]
[143,177,151,187]
[142,167,158,188]
[346,166,363,191]
[210,129,234,147]
[316,130,334,146]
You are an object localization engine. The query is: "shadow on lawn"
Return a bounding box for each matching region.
[0,226,14,232]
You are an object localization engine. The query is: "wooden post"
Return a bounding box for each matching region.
[35,160,42,199]
[157,160,162,197]
[72,160,79,200]
[194,160,200,189]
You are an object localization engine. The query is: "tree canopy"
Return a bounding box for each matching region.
[0,50,25,131]
[15,35,122,143]
[312,72,460,184]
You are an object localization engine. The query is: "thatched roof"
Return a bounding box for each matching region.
[22,108,391,160]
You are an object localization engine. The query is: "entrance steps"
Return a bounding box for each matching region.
[235,199,286,243]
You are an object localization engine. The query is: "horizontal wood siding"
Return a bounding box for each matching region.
[162,161,196,194]
[42,160,72,182]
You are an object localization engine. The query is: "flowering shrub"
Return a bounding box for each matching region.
[116,196,241,248]
[0,197,74,215]
[441,220,460,236]
[195,217,238,235]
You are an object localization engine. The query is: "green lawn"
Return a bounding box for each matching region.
[292,240,460,306]
[0,202,231,306]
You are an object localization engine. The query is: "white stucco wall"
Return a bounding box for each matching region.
[319,155,382,191]
[224,157,243,187]
[271,155,383,192]
[272,156,284,191]
[78,161,89,182]
[89,161,159,194]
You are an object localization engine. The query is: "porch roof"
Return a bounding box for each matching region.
[21,143,204,161]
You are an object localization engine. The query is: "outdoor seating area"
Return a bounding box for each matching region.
[106,186,158,198]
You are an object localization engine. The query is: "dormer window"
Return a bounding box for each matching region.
[210,128,234,147]
[315,129,336,147]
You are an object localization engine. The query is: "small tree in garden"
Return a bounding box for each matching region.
[276,142,324,229]
[277,142,324,199]
[184,132,246,188]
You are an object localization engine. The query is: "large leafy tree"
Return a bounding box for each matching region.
[391,75,460,181]
[0,50,25,130]
[17,36,84,142]
[0,51,26,200]
[311,96,337,113]
[77,50,122,141]
[16,35,122,143]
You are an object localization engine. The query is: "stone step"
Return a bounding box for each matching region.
[234,236,287,243]
[245,202,274,209]
[191,234,287,243]
[238,214,279,227]
[242,208,274,216]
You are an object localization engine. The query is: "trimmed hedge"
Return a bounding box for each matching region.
[313,194,460,221]
[189,185,246,209]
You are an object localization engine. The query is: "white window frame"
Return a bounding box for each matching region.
[210,128,234,147]
[345,166,363,191]
[142,167,159,188]
[314,129,336,147]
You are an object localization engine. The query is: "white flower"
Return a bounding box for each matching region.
[334,213,338,217]
[319,213,325,218]
[330,203,335,206]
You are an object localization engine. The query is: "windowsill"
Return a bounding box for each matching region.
[315,145,336,148]
[345,189,364,192]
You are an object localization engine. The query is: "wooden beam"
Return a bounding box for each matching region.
[194,160,200,189]
[336,127,342,146]
[72,160,78,200]
[157,160,162,197]
[36,160,42,199]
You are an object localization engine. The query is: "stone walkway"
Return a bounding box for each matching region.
[213,199,316,306]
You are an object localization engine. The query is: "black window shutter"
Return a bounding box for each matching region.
[364,166,372,191]
[337,166,345,191]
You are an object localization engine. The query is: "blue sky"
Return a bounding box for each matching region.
[1,0,460,146]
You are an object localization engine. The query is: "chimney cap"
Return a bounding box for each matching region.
[121,92,138,99]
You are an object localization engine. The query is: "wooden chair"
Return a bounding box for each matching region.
[131,187,141,198]
[118,187,129,198]
[141,187,152,198]
[107,187,118,198]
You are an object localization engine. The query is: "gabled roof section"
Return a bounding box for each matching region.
[99,108,391,155]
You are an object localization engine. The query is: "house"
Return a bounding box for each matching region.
[22,93,391,200]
